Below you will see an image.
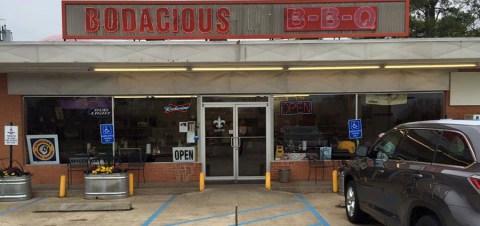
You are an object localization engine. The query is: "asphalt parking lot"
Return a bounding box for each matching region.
[0,184,381,226]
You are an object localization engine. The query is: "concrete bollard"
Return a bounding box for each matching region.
[332,170,338,193]
[199,172,205,192]
[265,172,271,190]
[59,175,66,198]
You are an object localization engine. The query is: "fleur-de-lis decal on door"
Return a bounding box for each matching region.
[213,116,225,129]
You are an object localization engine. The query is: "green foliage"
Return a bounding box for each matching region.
[410,0,480,37]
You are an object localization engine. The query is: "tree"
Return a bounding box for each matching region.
[410,0,480,37]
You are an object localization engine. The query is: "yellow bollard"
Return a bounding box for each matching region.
[129,173,134,196]
[199,172,205,192]
[59,175,66,198]
[265,172,271,190]
[332,170,338,193]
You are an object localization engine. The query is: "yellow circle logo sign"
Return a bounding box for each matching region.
[32,139,55,161]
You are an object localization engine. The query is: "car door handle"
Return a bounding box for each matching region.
[377,169,384,174]
[412,173,423,179]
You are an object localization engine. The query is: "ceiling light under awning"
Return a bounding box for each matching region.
[288,65,381,71]
[93,67,188,72]
[384,64,478,69]
[191,67,284,71]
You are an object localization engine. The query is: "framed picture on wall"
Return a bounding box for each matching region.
[320,147,332,160]
[26,134,60,165]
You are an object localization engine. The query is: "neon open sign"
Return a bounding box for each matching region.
[281,101,313,115]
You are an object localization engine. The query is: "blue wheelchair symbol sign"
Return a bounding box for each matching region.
[349,119,362,131]
[348,119,362,139]
[100,124,115,144]
[100,124,113,136]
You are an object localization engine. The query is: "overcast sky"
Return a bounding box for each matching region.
[0,0,61,41]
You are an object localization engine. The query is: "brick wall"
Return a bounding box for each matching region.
[271,160,339,181]
[25,165,68,184]
[445,91,480,119]
[56,162,201,186]
[144,163,201,182]
[0,74,25,166]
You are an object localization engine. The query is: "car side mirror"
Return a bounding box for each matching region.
[355,146,368,157]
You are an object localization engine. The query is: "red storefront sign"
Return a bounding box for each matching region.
[62,0,409,40]
[285,7,378,31]
[84,7,231,34]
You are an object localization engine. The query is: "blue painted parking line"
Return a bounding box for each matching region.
[165,200,300,226]
[296,193,330,226]
[0,197,47,217]
[308,223,325,226]
[231,209,309,226]
[142,195,177,226]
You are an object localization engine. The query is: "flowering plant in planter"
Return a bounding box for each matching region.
[1,167,31,178]
[84,164,129,199]
[85,165,126,175]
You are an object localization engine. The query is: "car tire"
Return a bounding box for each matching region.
[345,180,368,223]
[415,215,441,226]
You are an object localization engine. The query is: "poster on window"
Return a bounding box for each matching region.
[365,94,407,105]
[26,134,60,165]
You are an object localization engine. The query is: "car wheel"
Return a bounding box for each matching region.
[345,180,368,223]
[415,215,441,226]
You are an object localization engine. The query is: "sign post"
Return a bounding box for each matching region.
[4,122,19,169]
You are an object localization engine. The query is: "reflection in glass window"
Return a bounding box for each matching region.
[25,97,113,163]
[114,97,197,162]
[397,129,438,162]
[435,131,474,167]
[359,93,443,145]
[369,130,404,160]
[273,95,356,160]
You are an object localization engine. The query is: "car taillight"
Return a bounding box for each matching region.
[469,175,480,191]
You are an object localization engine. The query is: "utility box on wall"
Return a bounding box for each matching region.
[464,114,480,120]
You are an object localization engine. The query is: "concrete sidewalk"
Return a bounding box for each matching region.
[1,182,382,226]
[32,180,334,197]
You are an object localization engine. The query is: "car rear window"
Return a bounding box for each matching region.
[434,131,475,167]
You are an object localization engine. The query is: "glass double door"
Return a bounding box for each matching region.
[202,103,267,180]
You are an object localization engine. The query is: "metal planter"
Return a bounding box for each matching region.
[0,175,32,201]
[84,173,129,199]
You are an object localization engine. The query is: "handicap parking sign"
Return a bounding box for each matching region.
[100,124,115,144]
[348,119,362,139]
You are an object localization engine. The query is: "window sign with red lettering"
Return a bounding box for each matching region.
[281,101,313,115]
[62,0,408,40]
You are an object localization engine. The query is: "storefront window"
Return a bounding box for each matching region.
[359,93,444,145]
[114,97,197,162]
[274,95,356,160]
[25,97,113,164]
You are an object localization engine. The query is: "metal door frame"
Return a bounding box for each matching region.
[201,101,271,181]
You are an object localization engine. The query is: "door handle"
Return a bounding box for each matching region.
[237,137,241,148]
[230,137,234,148]
[377,169,384,174]
[412,173,423,179]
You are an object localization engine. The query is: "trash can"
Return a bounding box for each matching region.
[279,168,291,183]
[338,167,345,195]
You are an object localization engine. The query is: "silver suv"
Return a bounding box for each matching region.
[344,120,480,226]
